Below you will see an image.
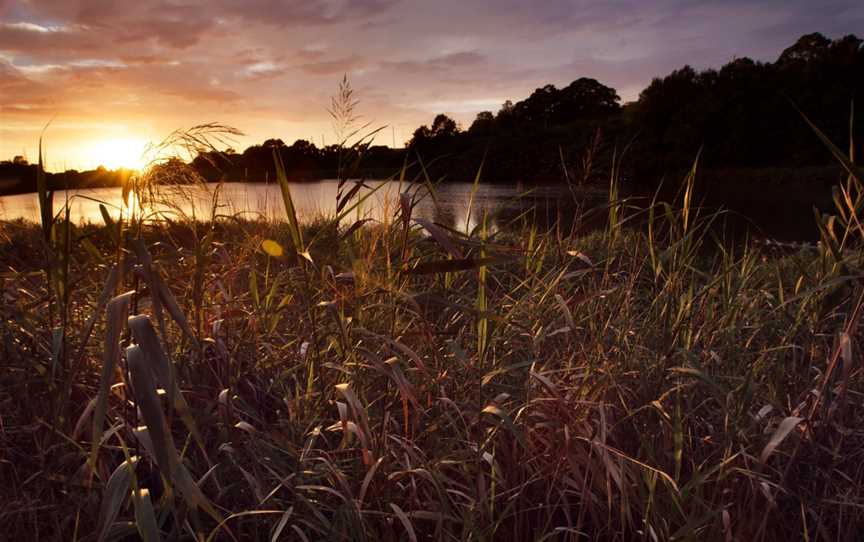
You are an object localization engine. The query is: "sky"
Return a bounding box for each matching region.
[1,0,863,171]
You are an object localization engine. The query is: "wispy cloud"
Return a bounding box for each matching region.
[1,0,862,169]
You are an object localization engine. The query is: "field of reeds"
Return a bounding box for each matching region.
[2,108,864,541]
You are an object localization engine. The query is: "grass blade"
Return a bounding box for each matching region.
[90,291,134,472]
[127,315,207,459]
[126,344,219,520]
[97,456,139,542]
[761,417,803,464]
[132,487,161,542]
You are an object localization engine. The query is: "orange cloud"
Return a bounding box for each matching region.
[1,0,862,170]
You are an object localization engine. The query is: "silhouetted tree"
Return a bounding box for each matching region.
[631,31,862,177]
[468,111,495,137]
[430,114,459,137]
[555,78,621,122]
[777,32,832,65]
[409,114,460,150]
[514,84,560,126]
[263,138,286,149]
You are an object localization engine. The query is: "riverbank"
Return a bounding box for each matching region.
[1,183,862,540]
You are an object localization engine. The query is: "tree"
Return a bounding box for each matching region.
[778,32,832,65]
[430,114,459,137]
[495,100,517,132]
[513,84,559,126]
[468,111,495,136]
[408,114,460,150]
[289,139,319,157]
[262,138,286,149]
[409,125,432,147]
[555,77,621,122]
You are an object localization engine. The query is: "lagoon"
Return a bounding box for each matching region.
[0,180,597,232]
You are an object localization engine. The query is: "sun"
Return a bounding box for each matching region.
[91,137,149,171]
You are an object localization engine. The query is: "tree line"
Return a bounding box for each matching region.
[404,32,863,183]
[1,32,861,197]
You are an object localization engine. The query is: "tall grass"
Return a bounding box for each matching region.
[1,106,863,541]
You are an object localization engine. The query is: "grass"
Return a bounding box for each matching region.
[1,98,863,540]
[2,160,864,540]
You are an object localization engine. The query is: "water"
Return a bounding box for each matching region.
[0,178,828,244]
[0,180,594,232]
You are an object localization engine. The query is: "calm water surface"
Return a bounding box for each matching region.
[0,179,823,241]
[0,180,595,232]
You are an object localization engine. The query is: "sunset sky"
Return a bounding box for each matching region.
[1,0,863,171]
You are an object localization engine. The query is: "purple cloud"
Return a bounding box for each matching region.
[1,0,862,169]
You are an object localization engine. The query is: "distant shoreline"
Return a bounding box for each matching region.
[0,164,844,197]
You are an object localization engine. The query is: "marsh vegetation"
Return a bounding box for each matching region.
[2,101,864,542]
[2,36,864,539]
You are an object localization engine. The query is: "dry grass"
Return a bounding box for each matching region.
[2,159,864,540]
[1,91,863,540]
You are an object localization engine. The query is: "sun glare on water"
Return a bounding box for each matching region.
[90,137,149,171]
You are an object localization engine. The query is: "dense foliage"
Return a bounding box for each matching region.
[633,32,864,175]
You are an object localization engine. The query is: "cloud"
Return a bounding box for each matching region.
[0,20,100,57]
[384,51,486,73]
[2,0,863,169]
[6,1,218,51]
[116,15,217,49]
[0,58,52,102]
[217,0,400,25]
[297,54,365,75]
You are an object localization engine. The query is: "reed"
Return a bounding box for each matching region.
[1,103,863,542]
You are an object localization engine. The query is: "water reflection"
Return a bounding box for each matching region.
[0,180,583,233]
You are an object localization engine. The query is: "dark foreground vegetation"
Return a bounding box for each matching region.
[2,31,861,200]
[2,113,864,540]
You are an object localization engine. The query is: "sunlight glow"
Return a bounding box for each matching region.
[89,137,149,171]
